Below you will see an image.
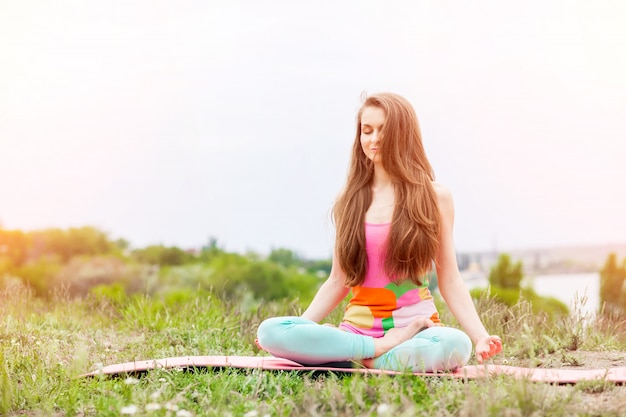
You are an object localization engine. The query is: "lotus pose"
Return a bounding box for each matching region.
[257,92,502,372]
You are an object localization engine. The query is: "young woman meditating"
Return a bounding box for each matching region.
[257,92,502,372]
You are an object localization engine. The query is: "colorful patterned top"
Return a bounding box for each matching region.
[339,222,440,338]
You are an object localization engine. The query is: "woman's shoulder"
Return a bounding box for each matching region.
[431,181,453,201]
[431,181,455,213]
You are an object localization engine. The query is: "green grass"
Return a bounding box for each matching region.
[2,284,626,416]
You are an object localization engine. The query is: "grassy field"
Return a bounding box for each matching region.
[2,284,626,417]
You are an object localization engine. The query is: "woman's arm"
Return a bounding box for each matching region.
[301,252,351,323]
[433,183,502,362]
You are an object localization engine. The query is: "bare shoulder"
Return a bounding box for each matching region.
[431,181,454,210]
[431,182,455,225]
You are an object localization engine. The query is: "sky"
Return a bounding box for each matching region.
[1,0,625,259]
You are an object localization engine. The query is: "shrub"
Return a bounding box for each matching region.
[14,257,62,297]
[599,253,626,315]
[489,253,523,289]
[55,256,155,297]
[470,286,568,319]
[29,227,118,262]
[131,245,195,266]
[90,282,129,308]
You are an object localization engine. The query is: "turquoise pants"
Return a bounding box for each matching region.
[257,316,472,372]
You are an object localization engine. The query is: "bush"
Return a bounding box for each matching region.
[14,257,63,297]
[0,229,30,267]
[155,253,320,304]
[132,245,195,266]
[489,253,523,289]
[470,286,568,319]
[29,227,118,262]
[90,282,129,308]
[599,253,626,315]
[55,256,155,297]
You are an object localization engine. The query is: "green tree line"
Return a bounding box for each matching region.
[4,226,622,320]
[0,227,329,305]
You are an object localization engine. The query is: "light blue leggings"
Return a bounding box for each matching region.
[257,316,472,372]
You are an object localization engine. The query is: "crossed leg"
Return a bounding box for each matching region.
[257,316,471,372]
[369,326,472,372]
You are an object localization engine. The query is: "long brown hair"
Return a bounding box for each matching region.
[333,92,441,287]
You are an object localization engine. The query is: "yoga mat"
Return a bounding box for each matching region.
[81,355,626,384]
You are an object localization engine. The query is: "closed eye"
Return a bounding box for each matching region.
[361,123,383,135]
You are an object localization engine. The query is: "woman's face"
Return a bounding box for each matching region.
[360,106,386,162]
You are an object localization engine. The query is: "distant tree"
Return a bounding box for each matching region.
[199,236,224,261]
[132,245,194,266]
[30,227,116,261]
[0,229,30,267]
[268,248,301,268]
[489,253,524,290]
[201,252,318,302]
[1,227,126,296]
[303,258,333,276]
[478,254,568,317]
[599,253,626,314]
[14,258,62,297]
[237,261,292,300]
[114,238,131,252]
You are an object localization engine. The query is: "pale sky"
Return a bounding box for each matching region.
[1,0,625,259]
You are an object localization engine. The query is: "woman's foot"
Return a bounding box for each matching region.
[371,317,435,357]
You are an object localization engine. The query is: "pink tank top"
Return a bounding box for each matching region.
[339,222,440,338]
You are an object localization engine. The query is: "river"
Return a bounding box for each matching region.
[465,272,600,317]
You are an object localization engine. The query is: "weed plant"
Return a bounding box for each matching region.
[2,284,626,416]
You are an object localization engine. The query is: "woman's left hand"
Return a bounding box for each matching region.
[475,335,502,363]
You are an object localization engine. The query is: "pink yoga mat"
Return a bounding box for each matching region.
[81,355,626,384]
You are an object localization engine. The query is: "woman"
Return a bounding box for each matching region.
[257,92,502,372]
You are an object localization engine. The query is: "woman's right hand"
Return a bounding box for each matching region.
[475,335,502,363]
